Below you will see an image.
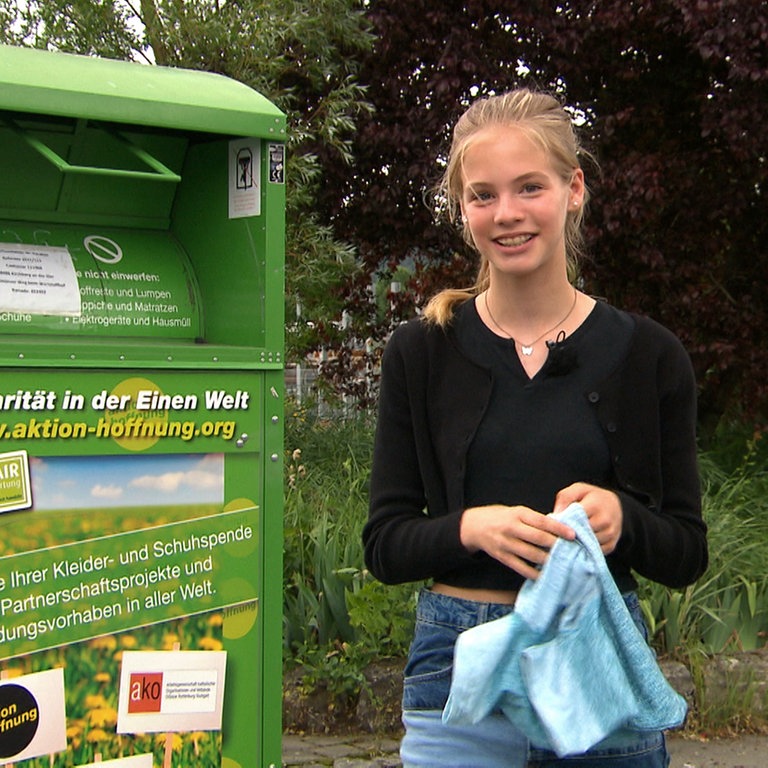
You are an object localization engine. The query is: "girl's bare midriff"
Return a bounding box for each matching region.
[431,582,518,605]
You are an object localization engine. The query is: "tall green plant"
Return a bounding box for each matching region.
[283,405,373,655]
[640,444,768,657]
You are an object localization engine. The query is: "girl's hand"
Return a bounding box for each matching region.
[553,482,623,554]
[460,504,575,580]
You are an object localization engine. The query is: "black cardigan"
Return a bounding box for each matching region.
[364,308,708,591]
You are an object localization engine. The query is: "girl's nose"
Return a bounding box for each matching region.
[494,193,523,224]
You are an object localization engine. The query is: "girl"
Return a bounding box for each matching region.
[363,89,707,767]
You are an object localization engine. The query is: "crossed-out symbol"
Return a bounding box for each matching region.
[236,148,253,190]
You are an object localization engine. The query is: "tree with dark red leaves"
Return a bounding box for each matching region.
[319,0,768,429]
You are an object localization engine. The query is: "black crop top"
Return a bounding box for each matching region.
[440,298,634,590]
[365,301,707,591]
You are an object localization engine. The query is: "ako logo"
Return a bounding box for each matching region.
[128,673,163,714]
[118,650,227,734]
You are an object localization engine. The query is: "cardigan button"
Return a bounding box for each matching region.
[588,391,600,403]
[607,422,617,433]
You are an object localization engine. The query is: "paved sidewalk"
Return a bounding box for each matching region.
[282,733,401,767]
[282,731,768,767]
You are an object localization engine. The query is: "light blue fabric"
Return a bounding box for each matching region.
[443,503,686,758]
[402,709,529,768]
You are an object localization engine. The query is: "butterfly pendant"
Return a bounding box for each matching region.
[521,345,534,356]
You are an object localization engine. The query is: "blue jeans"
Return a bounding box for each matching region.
[400,589,670,768]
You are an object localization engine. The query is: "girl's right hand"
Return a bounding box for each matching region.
[459,504,575,580]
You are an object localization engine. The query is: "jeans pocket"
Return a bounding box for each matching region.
[528,730,668,766]
[402,616,459,710]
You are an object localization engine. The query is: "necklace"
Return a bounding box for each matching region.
[483,288,579,356]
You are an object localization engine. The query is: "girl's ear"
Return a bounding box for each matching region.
[569,168,585,206]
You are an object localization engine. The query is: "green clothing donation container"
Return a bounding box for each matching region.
[0,44,285,768]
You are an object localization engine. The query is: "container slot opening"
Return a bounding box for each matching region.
[1,115,181,183]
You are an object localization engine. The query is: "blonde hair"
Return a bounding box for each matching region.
[423,89,592,326]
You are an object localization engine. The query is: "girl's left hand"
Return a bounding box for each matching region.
[553,482,623,554]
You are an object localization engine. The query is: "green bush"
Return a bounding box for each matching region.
[283,401,423,699]
[639,433,768,657]
[283,402,376,692]
[284,405,768,723]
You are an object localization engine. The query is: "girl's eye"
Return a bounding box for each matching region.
[521,183,543,195]
[470,190,493,202]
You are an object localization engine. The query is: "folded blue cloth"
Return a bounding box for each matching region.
[443,503,686,757]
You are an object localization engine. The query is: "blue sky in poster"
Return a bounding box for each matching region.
[28,453,224,510]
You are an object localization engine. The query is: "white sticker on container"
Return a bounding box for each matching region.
[0,243,81,316]
[228,139,261,219]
